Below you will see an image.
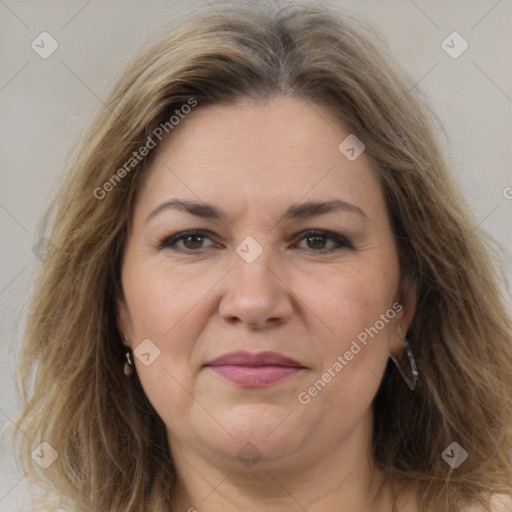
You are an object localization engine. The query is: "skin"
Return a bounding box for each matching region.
[116,96,418,511]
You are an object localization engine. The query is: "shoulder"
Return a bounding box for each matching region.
[465,494,512,512]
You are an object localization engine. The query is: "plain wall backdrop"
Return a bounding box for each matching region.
[1,0,511,509]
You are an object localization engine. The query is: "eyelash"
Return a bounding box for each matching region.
[157,229,354,254]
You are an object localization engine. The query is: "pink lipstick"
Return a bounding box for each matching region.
[204,350,305,387]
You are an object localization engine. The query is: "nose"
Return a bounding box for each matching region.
[218,247,294,329]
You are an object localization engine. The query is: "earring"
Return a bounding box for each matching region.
[123,335,134,377]
[390,335,419,391]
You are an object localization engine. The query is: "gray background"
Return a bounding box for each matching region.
[1,0,511,509]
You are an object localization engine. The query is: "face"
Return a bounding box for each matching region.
[117,96,415,472]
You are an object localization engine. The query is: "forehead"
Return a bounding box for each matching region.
[135,96,384,222]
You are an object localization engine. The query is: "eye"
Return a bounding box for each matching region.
[158,230,217,252]
[294,230,353,253]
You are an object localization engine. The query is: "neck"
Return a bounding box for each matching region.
[172,464,390,512]
[169,413,397,512]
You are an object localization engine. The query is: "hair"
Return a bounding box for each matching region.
[12,1,512,511]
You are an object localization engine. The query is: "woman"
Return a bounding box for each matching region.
[13,1,512,511]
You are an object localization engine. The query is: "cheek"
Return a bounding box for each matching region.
[123,264,210,429]
[298,258,399,401]
[122,257,232,412]
[124,257,217,340]
[305,261,398,342]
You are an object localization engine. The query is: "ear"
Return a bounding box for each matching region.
[115,295,133,347]
[396,274,417,335]
[389,275,417,356]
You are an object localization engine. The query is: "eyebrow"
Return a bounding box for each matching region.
[145,198,366,224]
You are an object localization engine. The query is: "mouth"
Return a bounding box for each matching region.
[203,351,306,387]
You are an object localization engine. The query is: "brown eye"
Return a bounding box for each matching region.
[181,234,206,250]
[306,234,329,250]
[159,230,216,252]
[295,230,353,253]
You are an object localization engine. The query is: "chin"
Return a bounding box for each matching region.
[210,403,306,463]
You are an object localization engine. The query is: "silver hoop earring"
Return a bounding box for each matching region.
[390,335,419,391]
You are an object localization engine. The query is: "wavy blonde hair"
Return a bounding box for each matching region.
[13,1,512,511]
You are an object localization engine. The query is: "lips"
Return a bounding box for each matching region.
[204,351,306,387]
[205,350,304,368]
